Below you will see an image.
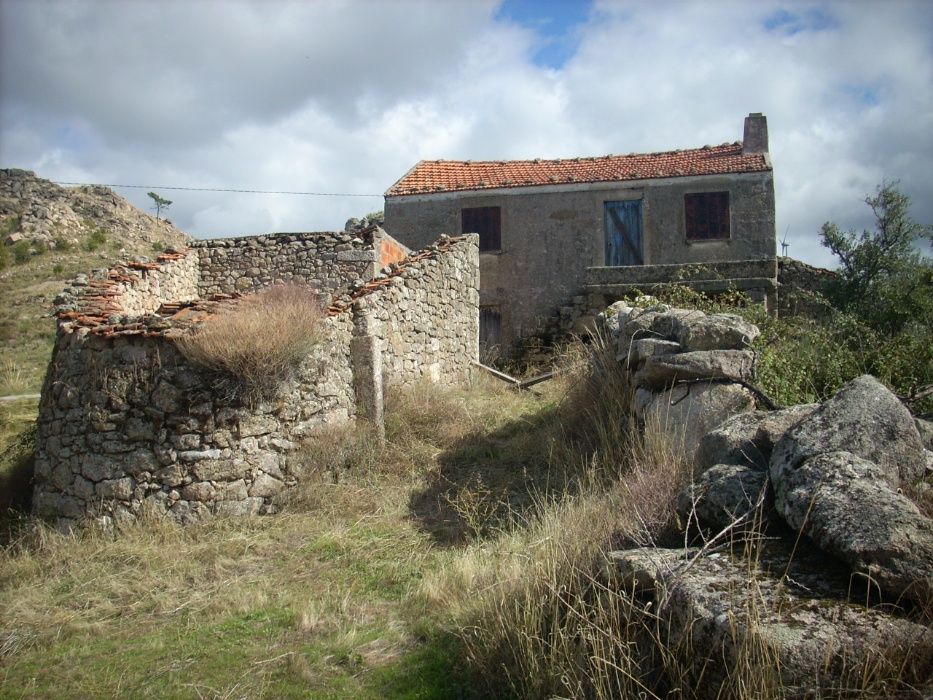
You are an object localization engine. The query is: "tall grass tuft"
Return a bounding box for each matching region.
[415,337,697,698]
[174,284,325,402]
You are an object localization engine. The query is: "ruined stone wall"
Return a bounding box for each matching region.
[193,231,379,297]
[34,233,479,529]
[368,235,479,384]
[34,314,356,528]
[54,249,199,326]
[777,257,837,318]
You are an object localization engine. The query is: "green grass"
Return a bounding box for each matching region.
[0,242,129,396]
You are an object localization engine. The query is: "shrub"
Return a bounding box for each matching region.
[52,236,72,252]
[83,228,107,252]
[12,240,32,264]
[174,284,326,402]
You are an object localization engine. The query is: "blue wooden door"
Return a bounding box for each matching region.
[604,200,643,266]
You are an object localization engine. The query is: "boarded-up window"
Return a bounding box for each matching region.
[685,192,730,241]
[479,307,501,349]
[462,206,501,252]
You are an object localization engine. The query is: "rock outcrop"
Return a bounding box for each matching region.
[0,168,188,252]
[599,301,932,695]
[598,301,760,466]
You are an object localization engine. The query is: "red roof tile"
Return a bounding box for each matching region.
[385,142,769,196]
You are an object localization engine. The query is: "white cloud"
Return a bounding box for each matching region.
[1,0,930,268]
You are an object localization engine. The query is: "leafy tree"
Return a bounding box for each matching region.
[147,191,172,220]
[820,181,932,335]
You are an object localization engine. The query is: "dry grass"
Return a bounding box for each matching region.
[412,340,931,699]
[174,284,325,402]
[2,338,928,698]
[415,346,696,699]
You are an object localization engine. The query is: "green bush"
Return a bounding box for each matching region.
[12,240,32,264]
[0,214,21,236]
[83,228,108,252]
[53,236,72,252]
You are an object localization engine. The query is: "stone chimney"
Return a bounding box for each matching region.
[743,113,769,154]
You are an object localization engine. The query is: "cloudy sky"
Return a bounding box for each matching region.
[1,0,931,267]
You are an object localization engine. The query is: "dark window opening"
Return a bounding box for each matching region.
[479,307,502,352]
[685,192,730,241]
[462,206,501,252]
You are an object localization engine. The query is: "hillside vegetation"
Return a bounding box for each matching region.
[0,169,188,396]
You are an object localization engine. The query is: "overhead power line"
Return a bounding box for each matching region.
[53,181,384,197]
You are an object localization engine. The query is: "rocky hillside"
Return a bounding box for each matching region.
[0,168,188,253]
[0,169,190,395]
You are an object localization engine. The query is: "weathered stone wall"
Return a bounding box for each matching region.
[193,231,380,297]
[777,256,837,318]
[54,249,199,325]
[34,314,356,528]
[368,235,479,384]
[114,254,200,315]
[35,232,479,529]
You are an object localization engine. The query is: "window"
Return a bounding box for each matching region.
[462,206,501,252]
[479,306,502,350]
[685,192,730,241]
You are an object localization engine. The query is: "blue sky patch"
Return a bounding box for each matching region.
[763,6,838,35]
[496,0,593,69]
[841,82,881,107]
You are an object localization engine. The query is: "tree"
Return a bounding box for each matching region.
[147,191,172,220]
[820,181,932,335]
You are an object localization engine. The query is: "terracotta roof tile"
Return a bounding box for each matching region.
[385,142,769,196]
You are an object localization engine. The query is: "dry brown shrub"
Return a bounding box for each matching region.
[174,284,325,401]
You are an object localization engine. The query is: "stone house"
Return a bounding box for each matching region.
[384,113,776,351]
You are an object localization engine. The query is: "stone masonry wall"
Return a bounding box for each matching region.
[369,234,479,384]
[194,231,380,297]
[35,233,479,529]
[34,315,356,528]
[54,249,199,325]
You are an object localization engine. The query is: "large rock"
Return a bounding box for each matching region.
[618,306,703,357]
[915,417,933,452]
[640,382,756,467]
[773,450,933,603]
[622,338,681,365]
[696,404,818,473]
[771,375,926,487]
[676,313,760,351]
[634,350,756,390]
[677,463,769,531]
[608,543,933,698]
[594,300,634,341]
